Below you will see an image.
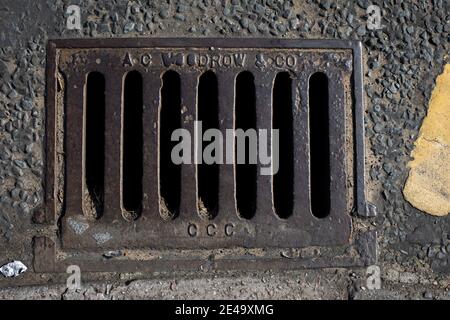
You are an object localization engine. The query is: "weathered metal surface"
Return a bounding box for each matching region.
[35,38,372,272]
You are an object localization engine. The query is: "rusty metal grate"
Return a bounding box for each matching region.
[34,38,375,273]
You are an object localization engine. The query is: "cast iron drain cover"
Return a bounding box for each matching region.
[34,38,375,273]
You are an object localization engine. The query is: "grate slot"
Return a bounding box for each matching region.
[83,72,105,219]
[234,71,257,220]
[159,70,181,220]
[197,71,219,220]
[272,72,294,219]
[309,72,331,219]
[122,71,143,219]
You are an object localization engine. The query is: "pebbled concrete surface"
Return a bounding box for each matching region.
[0,0,449,299]
[0,270,350,300]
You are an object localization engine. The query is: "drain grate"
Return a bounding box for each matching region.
[34,38,375,273]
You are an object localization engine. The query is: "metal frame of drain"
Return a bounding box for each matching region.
[34,38,376,273]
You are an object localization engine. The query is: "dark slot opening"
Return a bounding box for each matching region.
[197,71,219,219]
[309,72,331,218]
[122,71,143,215]
[235,71,257,219]
[273,72,293,219]
[84,72,105,217]
[159,70,181,219]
